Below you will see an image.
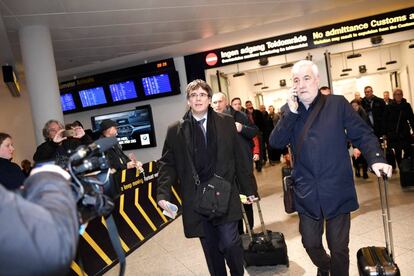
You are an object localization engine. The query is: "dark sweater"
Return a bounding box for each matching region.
[0,157,26,190]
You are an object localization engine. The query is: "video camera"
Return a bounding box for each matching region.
[57,137,120,224]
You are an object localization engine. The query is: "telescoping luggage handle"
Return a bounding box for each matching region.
[378,171,396,263]
[241,199,270,242]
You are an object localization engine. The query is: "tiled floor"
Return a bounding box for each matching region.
[106,162,414,275]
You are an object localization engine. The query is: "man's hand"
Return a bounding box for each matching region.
[287,87,299,114]
[240,194,258,204]
[52,129,67,144]
[235,122,243,133]
[72,126,85,139]
[353,148,361,158]
[253,153,260,161]
[371,162,392,178]
[158,200,177,218]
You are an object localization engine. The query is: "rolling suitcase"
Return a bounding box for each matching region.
[240,200,289,267]
[356,174,400,276]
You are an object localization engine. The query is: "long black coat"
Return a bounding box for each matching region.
[157,108,254,238]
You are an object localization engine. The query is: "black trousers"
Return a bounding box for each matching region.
[200,220,244,276]
[299,213,350,276]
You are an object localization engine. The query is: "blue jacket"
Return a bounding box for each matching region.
[270,94,385,220]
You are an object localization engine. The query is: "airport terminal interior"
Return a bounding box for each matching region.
[104,163,414,276]
[1,1,414,276]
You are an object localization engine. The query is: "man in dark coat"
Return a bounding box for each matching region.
[269,60,392,276]
[211,92,259,234]
[157,80,255,276]
[383,88,414,165]
[361,86,386,138]
[0,165,79,275]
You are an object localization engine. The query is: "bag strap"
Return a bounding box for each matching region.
[295,94,327,163]
[179,119,201,186]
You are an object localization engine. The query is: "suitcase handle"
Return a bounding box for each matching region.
[240,199,271,242]
[377,173,396,263]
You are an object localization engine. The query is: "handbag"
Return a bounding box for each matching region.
[181,133,232,220]
[194,174,231,219]
[282,94,327,214]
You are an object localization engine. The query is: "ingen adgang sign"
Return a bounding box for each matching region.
[194,7,414,68]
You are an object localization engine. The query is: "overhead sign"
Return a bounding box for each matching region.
[186,7,414,69]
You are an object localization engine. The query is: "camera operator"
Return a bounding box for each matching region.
[0,165,79,275]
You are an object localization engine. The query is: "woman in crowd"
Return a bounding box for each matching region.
[0,132,26,190]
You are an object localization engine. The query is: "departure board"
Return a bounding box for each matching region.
[141,74,172,96]
[60,93,76,111]
[109,80,138,102]
[78,86,107,108]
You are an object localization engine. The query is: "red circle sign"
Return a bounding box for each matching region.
[205,53,218,66]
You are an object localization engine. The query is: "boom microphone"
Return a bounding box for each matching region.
[70,137,118,162]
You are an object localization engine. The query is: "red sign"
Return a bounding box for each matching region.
[205,53,218,66]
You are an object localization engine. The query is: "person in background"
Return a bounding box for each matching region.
[99,119,142,171]
[383,88,414,166]
[383,91,393,105]
[270,60,392,276]
[350,99,371,179]
[157,80,256,276]
[21,159,33,177]
[353,91,361,103]
[231,97,246,114]
[245,100,266,171]
[33,119,91,163]
[0,133,26,190]
[211,92,259,235]
[268,105,284,164]
[361,86,386,138]
[319,86,331,95]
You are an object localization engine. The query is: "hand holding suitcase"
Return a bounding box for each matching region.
[240,199,289,267]
[356,173,400,276]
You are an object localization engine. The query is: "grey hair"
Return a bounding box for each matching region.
[42,119,64,140]
[291,60,319,78]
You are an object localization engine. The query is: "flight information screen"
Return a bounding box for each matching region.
[109,80,138,102]
[78,86,107,107]
[141,74,172,96]
[60,93,76,111]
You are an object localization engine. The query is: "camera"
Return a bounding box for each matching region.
[57,137,120,224]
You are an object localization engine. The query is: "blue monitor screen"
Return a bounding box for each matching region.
[109,80,138,102]
[78,86,107,108]
[141,74,172,96]
[60,93,76,111]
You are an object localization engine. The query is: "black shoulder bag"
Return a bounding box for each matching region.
[283,95,327,214]
[180,122,232,220]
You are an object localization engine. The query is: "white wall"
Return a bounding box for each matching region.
[63,57,188,164]
[0,82,37,165]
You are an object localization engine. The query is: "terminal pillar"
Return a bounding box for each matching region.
[19,25,63,145]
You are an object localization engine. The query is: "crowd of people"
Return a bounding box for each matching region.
[0,59,412,276]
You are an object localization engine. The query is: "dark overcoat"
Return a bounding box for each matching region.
[270,94,385,220]
[157,108,254,238]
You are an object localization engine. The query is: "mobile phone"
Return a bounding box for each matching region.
[62,129,75,137]
[292,90,299,102]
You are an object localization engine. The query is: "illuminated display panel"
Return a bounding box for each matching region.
[109,80,138,102]
[78,86,107,108]
[141,74,172,96]
[60,93,76,111]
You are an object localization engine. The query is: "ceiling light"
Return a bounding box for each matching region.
[233,64,245,77]
[376,48,386,72]
[385,47,397,65]
[253,70,262,86]
[340,73,349,77]
[347,42,361,59]
[261,86,269,90]
[377,67,386,71]
[281,54,293,69]
[342,68,352,72]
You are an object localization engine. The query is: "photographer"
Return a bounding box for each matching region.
[0,165,79,275]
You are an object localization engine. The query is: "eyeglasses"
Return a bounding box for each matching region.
[189,92,209,99]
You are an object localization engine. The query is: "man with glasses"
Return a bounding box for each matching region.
[157,80,255,276]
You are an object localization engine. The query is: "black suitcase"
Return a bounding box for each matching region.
[356,175,400,276]
[399,155,414,188]
[240,200,289,267]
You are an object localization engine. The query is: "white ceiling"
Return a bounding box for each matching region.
[0,0,412,77]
